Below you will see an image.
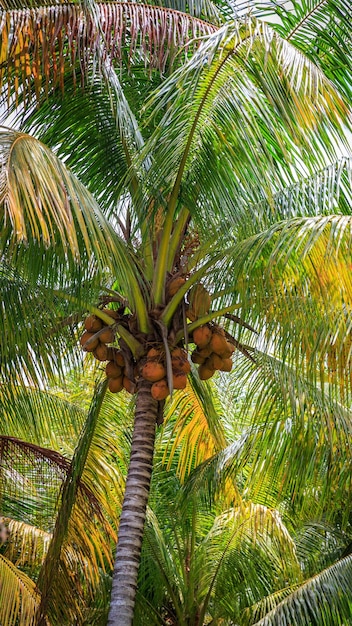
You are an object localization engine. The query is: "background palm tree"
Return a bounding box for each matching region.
[0,0,352,623]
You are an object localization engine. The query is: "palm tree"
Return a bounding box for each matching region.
[0,0,352,623]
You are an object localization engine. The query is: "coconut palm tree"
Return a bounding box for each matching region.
[0,0,352,623]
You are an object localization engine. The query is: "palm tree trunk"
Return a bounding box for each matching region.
[108,377,158,626]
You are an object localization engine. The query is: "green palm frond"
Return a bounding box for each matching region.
[272,0,352,101]
[184,345,352,525]
[36,379,108,625]
[0,127,128,266]
[19,76,133,216]
[0,263,86,385]
[0,554,41,626]
[139,17,349,227]
[140,473,301,625]
[0,382,84,448]
[250,554,352,625]
[0,128,150,328]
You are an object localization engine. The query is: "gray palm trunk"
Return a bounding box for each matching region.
[108,377,158,625]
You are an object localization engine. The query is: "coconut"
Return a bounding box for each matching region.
[188,283,211,317]
[198,363,215,380]
[84,315,103,333]
[106,361,123,378]
[187,307,197,322]
[171,347,184,359]
[123,377,136,394]
[193,325,212,349]
[147,347,162,360]
[167,276,186,298]
[171,348,191,374]
[198,345,212,359]
[108,376,124,393]
[219,358,233,372]
[173,372,187,389]
[178,359,191,374]
[108,348,126,368]
[219,342,233,359]
[209,332,229,357]
[207,353,224,371]
[142,361,166,382]
[151,379,169,400]
[93,343,110,361]
[191,350,206,365]
[99,327,115,344]
[80,332,99,352]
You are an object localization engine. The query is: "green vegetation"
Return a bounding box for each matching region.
[0,0,352,623]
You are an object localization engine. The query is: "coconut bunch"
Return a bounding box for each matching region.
[191,325,234,380]
[80,312,136,394]
[80,311,117,358]
[140,346,191,401]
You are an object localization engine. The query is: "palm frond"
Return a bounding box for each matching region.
[138,17,349,229]
[36,379,108,625]
[272,0,352,101]
[0,382,85,448]
[184,346,352,524]
[250,553,352,625]
[0,128,150,327]
[0,554,40,626]
[2,517,51,571]
[160,370,227,482]
[0,2,216,105]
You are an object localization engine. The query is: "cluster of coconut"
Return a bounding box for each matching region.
[80,313,136,394]
[191,324,234,379]
[141,347,191,400]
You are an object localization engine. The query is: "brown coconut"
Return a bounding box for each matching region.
[84,315,103,333]
[198,345,213,359]
[93,343,110,361]
[167,276,186,298]
[147,347,162,360]
[178,359,191,374]
[108,376,124,393]
[80,332,99,352]
[219,358,233,372]
[219,342,234,359]
[151,379,169,400]
[191,350,206,365]
[106,361,123,378]
[171,349,191,374]
[123,377,136,394]
[99,327,115,344]
[173,372,187,390]
[193,325,212,349]
[108,348,125,368]
[187,307,197,322]
[142,361,166,382]
[208,353,224,371]
[209,332,229,357]
[198,363,215,380]
[188,284,211,317]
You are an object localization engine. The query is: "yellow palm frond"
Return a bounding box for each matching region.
[162,373,227,482]
[0,2,216,103]
[0,554,42,626]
